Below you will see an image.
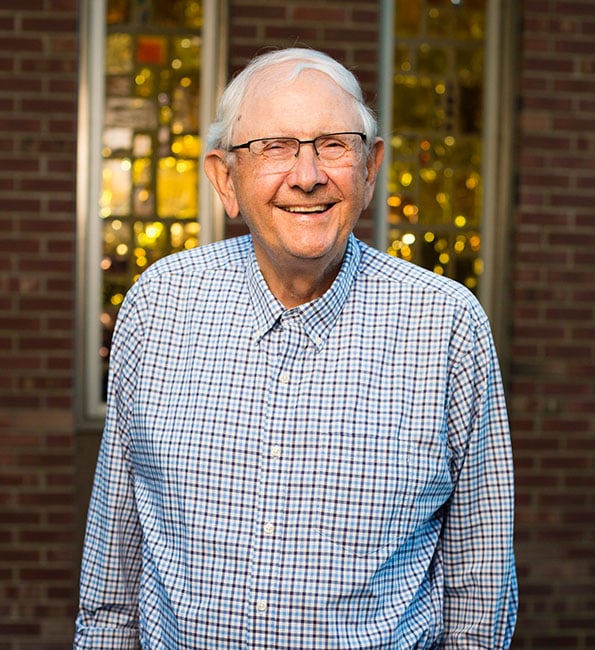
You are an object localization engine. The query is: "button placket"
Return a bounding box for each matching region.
[251,311,307,638]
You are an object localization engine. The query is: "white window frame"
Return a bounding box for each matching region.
[75,0,228,429]
[376,0,517,363]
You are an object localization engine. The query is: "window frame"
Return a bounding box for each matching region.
[376,0,517,362]
[75,0,228,429]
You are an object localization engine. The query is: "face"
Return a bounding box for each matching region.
[205,66,384,286]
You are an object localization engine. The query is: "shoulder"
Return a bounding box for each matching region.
[355,238,488,326]
[119,236,253,320]
[140,235,252,282]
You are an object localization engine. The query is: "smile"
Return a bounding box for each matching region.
[281,204,332,214]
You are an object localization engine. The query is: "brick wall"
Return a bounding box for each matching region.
[0,0,594,648]
[0,0,78,647]
[511,0,595,648]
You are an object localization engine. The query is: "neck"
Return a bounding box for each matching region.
[255,250,344,309]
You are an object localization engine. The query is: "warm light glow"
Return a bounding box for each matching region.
[435,238,448,252]
[403,204,419,219]
[470,235,481,251]
[420,168,437,182]
[110,293,124,306]
[466,173,480,189]
[400,172,413,187]
[391,135,403,149]
[145,223,163,240]
[401,245,413,260]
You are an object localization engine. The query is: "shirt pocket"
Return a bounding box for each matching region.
[312,427,416,558]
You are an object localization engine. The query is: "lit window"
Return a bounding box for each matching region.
[77,0,226,424]
[383,0,486,290]
[377,0,516,348]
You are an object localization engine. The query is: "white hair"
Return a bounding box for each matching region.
[207,47,378,152]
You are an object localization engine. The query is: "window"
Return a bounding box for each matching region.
[76,0,227,426]
[376,0,516,351]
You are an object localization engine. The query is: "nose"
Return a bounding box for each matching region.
[286,141,328,192]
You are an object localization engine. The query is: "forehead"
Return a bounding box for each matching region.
[235,65,361,140]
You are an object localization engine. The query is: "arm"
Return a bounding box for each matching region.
[441,318,518,648]
[74,292,144,649]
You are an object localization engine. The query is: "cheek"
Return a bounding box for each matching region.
[235,170,283,207]
[339,168,368,206]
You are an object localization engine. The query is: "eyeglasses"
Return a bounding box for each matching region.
[228,132,367,172]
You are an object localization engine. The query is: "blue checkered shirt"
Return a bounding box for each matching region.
[75,234,517,649]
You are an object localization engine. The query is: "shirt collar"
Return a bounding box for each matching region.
[247,234,360,351]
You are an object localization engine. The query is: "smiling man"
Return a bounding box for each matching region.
[204,61,383,308]
[75,48,517,649]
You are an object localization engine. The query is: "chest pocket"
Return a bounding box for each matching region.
[312,425,453,558]
[312,428,412,558]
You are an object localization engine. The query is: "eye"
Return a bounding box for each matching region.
[259,139,295,156]
[316,137,349,156]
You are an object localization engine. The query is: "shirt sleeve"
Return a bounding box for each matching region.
[74,290,144,649]
[440,316,518,649]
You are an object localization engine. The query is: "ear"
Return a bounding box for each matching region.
[363,137,385,210]
[203,150,241,219]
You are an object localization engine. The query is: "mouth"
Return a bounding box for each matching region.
[278,203,333,215]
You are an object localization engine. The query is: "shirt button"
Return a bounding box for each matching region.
[256,600,267,613]
[264,522,275,535]
[279,372,290,384]
[271,445,282,459]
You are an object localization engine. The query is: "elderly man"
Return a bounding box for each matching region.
[75,48,517,649]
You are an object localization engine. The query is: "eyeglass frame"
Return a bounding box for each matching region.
[227,131,368,164]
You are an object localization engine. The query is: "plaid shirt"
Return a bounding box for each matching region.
[75,234,517,649]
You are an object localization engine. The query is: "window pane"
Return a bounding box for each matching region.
[386,0,486,292]
[100,0,203,395]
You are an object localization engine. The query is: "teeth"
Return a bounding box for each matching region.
[284,205,328,213]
